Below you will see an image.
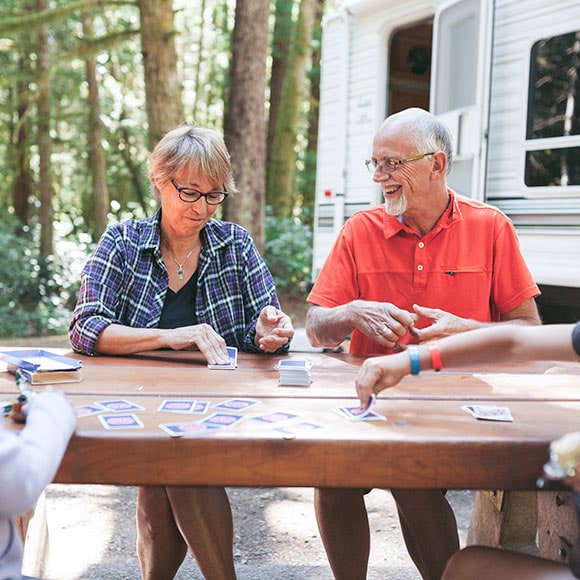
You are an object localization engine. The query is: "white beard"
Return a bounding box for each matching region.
[384,192,408,216]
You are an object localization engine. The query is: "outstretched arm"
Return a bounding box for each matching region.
[356,323,579,407]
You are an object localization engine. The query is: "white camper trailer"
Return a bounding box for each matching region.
[312,0,580,321]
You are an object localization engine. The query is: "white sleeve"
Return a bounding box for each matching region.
[0,391,76,516]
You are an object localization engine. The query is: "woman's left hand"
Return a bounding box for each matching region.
[255,306,294,352]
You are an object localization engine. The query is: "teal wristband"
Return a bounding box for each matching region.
[408,345,421,375]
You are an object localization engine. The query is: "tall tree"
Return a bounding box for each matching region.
[139,0,184,147]
[223,0,270,250]
[13,51,34,230]
[37,0,53,257]
[82,11,109,238]
[268,0,295,158]
[266,0,317,217]
[300,0,324,225]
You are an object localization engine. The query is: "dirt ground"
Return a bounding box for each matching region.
[33,485,473,580]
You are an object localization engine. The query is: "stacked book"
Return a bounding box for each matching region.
[277,359,312,387]
[0,349,83,384]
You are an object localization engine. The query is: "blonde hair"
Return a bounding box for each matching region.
[148,125,238,199]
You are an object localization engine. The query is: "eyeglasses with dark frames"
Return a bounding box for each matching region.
[171,179,228,205]
[364,152,437,174]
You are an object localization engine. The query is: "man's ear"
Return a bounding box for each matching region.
[430,151,447,178]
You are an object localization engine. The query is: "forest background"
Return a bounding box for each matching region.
[0,0,340,338]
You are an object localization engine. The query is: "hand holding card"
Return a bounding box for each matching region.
[208,347,238,370]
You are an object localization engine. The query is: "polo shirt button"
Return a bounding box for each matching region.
[418,242,425,248]
[417,264,424,271]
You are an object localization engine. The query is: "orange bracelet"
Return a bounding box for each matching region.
[427,341,443,372]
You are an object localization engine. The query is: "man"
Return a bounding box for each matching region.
[306,107,541,580]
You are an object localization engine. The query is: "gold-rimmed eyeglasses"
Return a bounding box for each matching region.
[365,152,437,174]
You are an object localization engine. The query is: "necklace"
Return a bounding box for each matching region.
[164,239,200,280]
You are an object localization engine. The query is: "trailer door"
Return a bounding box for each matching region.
[430,0,493,200]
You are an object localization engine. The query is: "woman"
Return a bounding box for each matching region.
[69,125,294,580]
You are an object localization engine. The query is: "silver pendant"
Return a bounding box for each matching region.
[177,266,184,279]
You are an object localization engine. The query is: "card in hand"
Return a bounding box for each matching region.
[96,399,145,413]
[158,399,197,413]
[208,346,238,370]
[461,404,514,422]
[334,394,386,421]
[159,421,221,437]
[199,412,245,428]
[99,413,144,430]
[214,398,261,411]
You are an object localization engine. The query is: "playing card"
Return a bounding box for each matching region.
[252,412,299,424]
[98,413,144,430]
[274,421,324,435]
[159,421,221,437]
[461,404,514,422]
[334,394,386,421]
[75,404,104,417]
[96,399,145,413]
[191,401,210,414]
[199,412,245,428]
[208,346,238,370]
[214,398,261,411]
[158,399,198,413]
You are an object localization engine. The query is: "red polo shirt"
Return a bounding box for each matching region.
[308,190,540,354]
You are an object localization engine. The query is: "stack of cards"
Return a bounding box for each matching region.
[461,404,514,422]
[277,359,312,386]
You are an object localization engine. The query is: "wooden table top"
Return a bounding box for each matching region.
[2,349,580,490]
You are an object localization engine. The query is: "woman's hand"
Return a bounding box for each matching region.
[355,352,411,408]
[255,306,294,352]
[169,323,230,365]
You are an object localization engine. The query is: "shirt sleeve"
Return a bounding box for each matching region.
[307,222,359,308]
[490,216,540,315]
[0,392,76,516]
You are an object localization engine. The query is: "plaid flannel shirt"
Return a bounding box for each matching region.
[69,210,285,355]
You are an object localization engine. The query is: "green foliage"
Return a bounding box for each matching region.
[264,209,312,296]
[0,215,88,338]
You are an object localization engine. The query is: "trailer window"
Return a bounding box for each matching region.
[525,30,580,187]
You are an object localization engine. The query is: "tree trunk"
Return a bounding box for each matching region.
[268,0,295,159]
[37,0,53,257]
[82,13,109,239]
[301,0,324,225]
[139,0,184,148]
[14,53,33,230]
[266,0,317,217]
[223,0,270,251]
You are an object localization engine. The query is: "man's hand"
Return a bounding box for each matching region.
[353,301,418,348]
[255,306,294,352]
[411,304,478,342]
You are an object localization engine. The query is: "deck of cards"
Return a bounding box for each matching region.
[277,359,312,386]
[461,404,514,422]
